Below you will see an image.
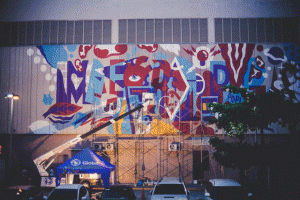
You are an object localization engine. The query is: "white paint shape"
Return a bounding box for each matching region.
[49,85,55,92]
[45,73,52,81]
[34,56,41,64]
[29,120,58,134]
[40,65,47,72]
[51,68,57,74]
[27,48,34,56]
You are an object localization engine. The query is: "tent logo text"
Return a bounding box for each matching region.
[70,159,81,166]
[82,161,101,165]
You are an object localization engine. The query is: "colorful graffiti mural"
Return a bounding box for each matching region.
[20,43,299,135]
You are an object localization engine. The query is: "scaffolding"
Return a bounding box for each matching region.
[89,95,216,184]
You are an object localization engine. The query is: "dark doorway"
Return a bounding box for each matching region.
[193,151,209,180]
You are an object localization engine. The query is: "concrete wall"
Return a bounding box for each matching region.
[1,0,299,44]
[1,0,299,21]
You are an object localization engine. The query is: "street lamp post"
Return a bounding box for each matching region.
[5,93,19,185]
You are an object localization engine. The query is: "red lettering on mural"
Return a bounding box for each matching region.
[151,60,171,92]
[172,70,187,91]
[219,43,255,87]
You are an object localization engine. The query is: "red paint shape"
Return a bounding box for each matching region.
[45,102,82,117]
[192,46,196,53]
[249,63,262,82]
[219,43,255,87]
[94,44,127,59]
[110,59,125,65]
[137,44,158,53]
[183,48,195,56]
[94,93,102,98]
[256,56,265,69]
[75,59,83,72]
[102,82,107,94]
[257,45,264,52]
[196,124,215,135]
[151,60,172,92]
[123,56,152,87]
[172,70,188,91]
[78,45,93,59]
[197,50,209,62]
[109,79,118,95]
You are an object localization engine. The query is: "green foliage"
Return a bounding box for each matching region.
[208,84,300,137]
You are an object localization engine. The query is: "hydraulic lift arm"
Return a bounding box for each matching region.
[34,101,149,177]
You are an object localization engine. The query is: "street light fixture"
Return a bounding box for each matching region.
[5,93,19,185]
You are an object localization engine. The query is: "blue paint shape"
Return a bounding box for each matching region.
[132,45,138,57]
[223,92,244,104]
[153,62,160,68]
[243,58,265,88]
[43,94,54,105]
[86,59,105,105]
[41,45,68,69]
[67,45,78,52]
[210,61,229,86]
[176,56,194,81]
[154,52,170,60]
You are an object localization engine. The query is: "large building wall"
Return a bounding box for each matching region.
[0,0,299,185]
[0,43,297,135]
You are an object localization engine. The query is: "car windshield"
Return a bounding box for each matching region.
[4,189,28,200]
[101,187,131,198]
[213,186,244,199]
[154,184,186,195]
[47,188,78,200]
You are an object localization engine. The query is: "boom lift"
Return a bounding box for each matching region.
[34,101,149,186]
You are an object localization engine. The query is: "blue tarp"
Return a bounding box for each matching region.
[56,148,115,187]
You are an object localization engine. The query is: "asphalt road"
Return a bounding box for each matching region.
[43,185,206,200]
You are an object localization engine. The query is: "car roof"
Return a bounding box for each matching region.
[209,179,241,187]
[8,185,36,190]
[54,184,83,189]
[159,177,183,184]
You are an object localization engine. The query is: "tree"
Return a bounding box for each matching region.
[208,84,300,142]
[207,84,299,197]
[208,61,300,198]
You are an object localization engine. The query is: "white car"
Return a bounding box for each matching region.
[150,177,189,200]
[44,184,90,200]
[205,179,252,200]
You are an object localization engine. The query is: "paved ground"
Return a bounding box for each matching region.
[92,185,206,200]
[43,185,206,200]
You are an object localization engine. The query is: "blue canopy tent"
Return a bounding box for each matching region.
[56,148,115,187]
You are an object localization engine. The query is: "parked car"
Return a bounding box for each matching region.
[204,179,252,200]
[150,177,189,200]
[44,184,90,200]
[97,185,136,200]
[4,185,44,200]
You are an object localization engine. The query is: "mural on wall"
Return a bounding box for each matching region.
[20,43,299,135]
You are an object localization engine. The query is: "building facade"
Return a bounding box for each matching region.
[0,0,299,188]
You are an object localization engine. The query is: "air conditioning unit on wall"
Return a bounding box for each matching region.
[168,142,181,151]
[104,143,114,151]
[93,142,114,151]
[93,142,104,151]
